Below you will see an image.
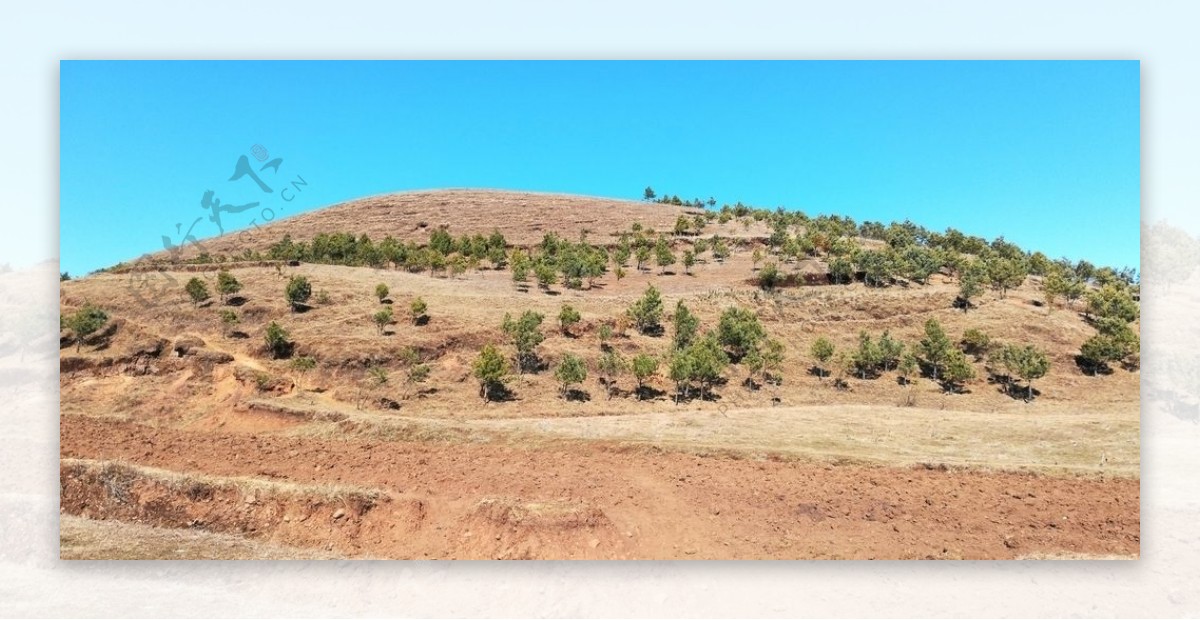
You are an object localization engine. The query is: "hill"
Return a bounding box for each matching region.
[60,189,1140,559]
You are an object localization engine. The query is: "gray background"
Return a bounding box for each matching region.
[3,1,1197,616]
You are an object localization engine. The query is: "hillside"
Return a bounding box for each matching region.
[60,189,1140,560]
[143,189,730,265]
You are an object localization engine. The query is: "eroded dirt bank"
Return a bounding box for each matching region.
[60,416,1138,559]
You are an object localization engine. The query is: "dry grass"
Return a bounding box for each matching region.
[61,457,388,504]
[59,514,340,560]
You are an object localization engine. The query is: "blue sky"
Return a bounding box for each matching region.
[60,60,1139,276]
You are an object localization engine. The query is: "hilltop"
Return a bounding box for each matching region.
[60,188,1140,560]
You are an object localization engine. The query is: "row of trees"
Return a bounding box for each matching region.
[808,320,1051,398]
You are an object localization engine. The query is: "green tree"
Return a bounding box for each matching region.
[685,333,730,401]
[654,237,676,274]
[264,321,290,359]
[898,353,918,387]
[410,297,428,325]
[627,285,665,335]
[919,318,953,380]
[502,310,546,373]
[554,353,588,399]
[375,283,390,303]
[535,262,557,291]
[858,250,892,287]
[635,245,652,271]
[1001,344,1050,400]
[631,353,659,399]
[716,306,765,360]
[668,349,694,402]
[216,270,242,303]
[185,277,210,306]
[828,256,854,285]
[598,323,613,349]
[958,261,985,311]
[987,257,1027,298]
[558,304,581,336]
[877,330,904,371]
[64,304,109,352]
[810,337,835,380]
[643,186,656,201]
[473,343,509,402]
[682,249,696,275]
[852,331,882,379]
[373,306,394,335]
[672,300,699,351]
[285,275,312,311]
[1086,284,1140,323]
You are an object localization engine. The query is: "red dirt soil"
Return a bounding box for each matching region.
[61,416,1139,560]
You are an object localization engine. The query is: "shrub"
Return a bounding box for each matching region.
[410,297,428,324]
[64,304,109,352]
[375,283,389,303]
[810,337,835,379]
[264,321,290,359]
[558,304,581,336]
[285,275,311,311]
[373,307,394,335]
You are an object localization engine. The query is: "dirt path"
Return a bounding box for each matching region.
[60,416,1139,560]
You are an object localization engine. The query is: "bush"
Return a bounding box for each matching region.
[375,283,389,302]
[285,275,311,311]
[558,304,581,335]
[410,297,428,325]
[810,337,835,379]
[264,321,290,359]
[64,304,109,352]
